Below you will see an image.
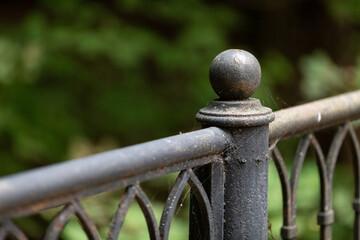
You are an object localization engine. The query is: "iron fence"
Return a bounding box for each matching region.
[0,49,359,240]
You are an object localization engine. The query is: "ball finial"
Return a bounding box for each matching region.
[209,49,261,100]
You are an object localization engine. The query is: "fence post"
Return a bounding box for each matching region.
[194,49,274,240]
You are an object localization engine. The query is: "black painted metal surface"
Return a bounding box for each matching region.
[195,49,274,240]
[0,49,360,240]
[0,127,229,219]
[223,127,270,240]
[209,49,261,100]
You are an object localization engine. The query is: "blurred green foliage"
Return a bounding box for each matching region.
[1,0,360,239]
[300,51,360,100]
[0,0,241,170]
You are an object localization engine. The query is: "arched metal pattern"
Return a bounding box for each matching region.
[107,168,213,240]
[309,136,332,240]
[271,135,312,240]
[160,170,190,239]
[160,169,213,240]
[0,167,214,240]
[43,200,100,240]
[271,122,360,240]
[271,147,291,228]
[347,123,360,240]
[0,219,28,240]
[108,185,160,240]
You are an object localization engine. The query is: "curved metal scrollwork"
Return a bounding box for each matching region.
[347,123,360,240]
[160,169,213,240]
[271,135,312,240]
[271,122,360,240]
[0,219,28,240]
[0,167,214,240]
[159,170,190,239]
[108,168,213,240]
[0,200,100,240]
[43,199,100,240]
[108,184,160,240]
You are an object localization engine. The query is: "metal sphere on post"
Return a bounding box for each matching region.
[193,49,274,240]
[209,49,261,100]
[196,49,273,127]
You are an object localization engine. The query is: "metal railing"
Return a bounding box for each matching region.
[0,49,359,240]
[269,91,360,240]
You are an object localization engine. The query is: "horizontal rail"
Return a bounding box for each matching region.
[2,90,360,218]
[0,127,229,218]
[269,90,360,144]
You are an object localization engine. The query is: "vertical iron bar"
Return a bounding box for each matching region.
[223,126,270,239]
